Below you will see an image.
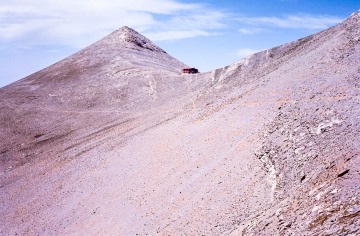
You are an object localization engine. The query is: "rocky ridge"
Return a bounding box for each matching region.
[0,10,359,236]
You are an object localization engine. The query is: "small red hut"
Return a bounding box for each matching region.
[182,68,199,74]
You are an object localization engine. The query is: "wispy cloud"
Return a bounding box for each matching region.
[236,48,262,58]
[0,0,227,47]
[237,14,343,30]
[145,30,219,41]
[144,10,226,41]
[238,28,264,35]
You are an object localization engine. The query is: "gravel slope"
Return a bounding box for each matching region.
[0,11,359,235]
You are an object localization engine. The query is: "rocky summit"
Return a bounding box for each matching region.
[0,10,359,236]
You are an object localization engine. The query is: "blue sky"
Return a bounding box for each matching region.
[0,0,359,88]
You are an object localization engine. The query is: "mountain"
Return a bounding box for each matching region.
[1,11,359,235]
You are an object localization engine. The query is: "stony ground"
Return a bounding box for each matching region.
[0,11,359,236]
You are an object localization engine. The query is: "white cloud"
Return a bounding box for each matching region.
[143,10,226,41]
[237,14,342,29]
[238,28,263,35]
[164,11,227,30]
[0,0,226,48]
[145,30,218,41]
[236,48,262,58]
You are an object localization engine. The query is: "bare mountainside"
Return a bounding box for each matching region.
[1,11,359,235]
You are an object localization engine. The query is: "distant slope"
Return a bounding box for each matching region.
[0,26,187,109]
[0,26,189,170]
[0,10,359,236]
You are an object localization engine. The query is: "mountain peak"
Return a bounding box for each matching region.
[118,26,142,42]
[108,26,166,53]
[1,10,359,236]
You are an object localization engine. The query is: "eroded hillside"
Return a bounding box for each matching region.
[0,10,359,236]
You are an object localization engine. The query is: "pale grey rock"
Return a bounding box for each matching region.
[0,10,359,236]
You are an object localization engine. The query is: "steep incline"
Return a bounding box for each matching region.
[0,11,359,235]
[0,26,189,171]
[0,26,187,110]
